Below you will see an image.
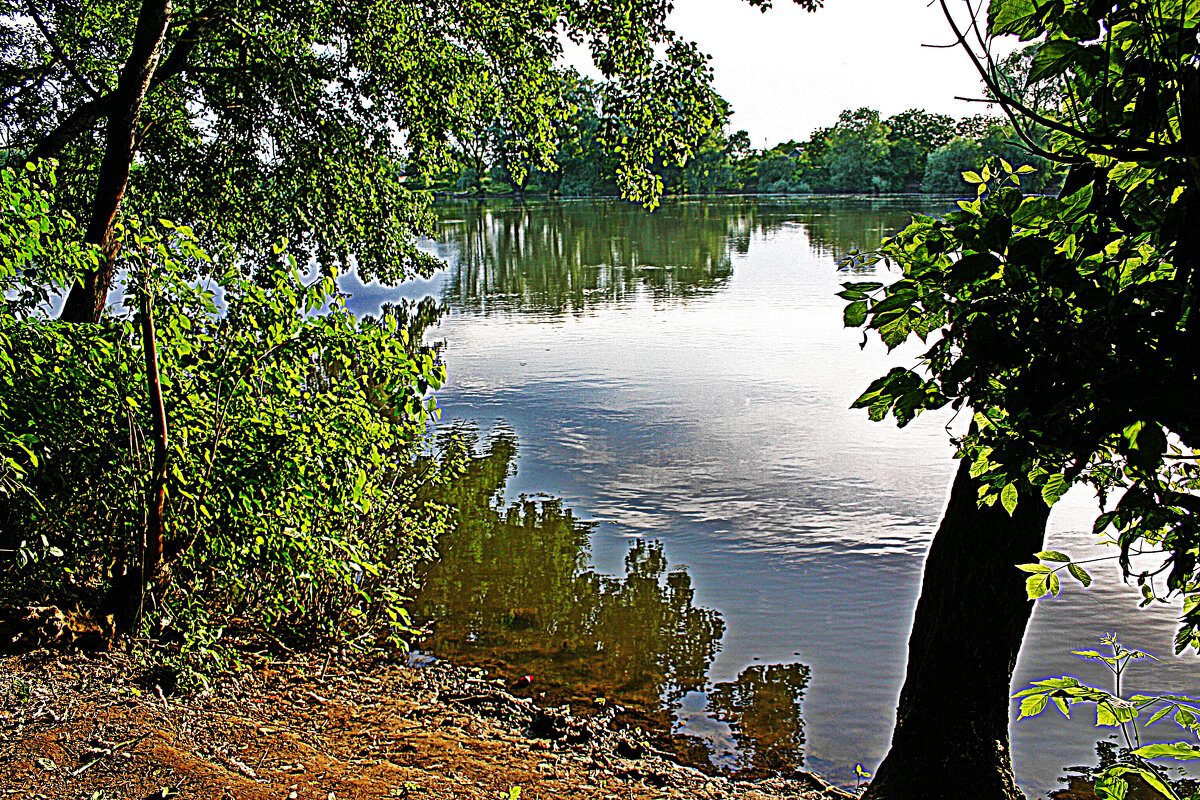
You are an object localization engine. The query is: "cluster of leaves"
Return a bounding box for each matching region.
[985,0,1200,163]
[1016,636,1200,799]
[0,164,460,682]
[1,0,735,282]
[846,141,1200,641]
[0,161,98,521]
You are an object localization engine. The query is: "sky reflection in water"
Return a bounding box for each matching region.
[345,197,1200,794]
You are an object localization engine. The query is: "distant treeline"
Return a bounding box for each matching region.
[420,79,1065,198]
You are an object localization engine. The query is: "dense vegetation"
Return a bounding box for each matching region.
[1,161,459,682]
[429,77,1066,197]
[845,1,1200,798]
[0,0,773,679]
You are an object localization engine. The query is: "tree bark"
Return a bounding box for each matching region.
[862,458,1051,800]
[58,0,171,324]
[140,286,168,590]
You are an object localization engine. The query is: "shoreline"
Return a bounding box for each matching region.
[1,647,857,799]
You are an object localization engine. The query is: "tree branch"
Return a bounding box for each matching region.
[939,0,1185,163]
[0,56,60,118]
[22,9,216,165]
[26,0,110,99]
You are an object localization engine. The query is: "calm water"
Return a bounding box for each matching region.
[344,197,1200,795]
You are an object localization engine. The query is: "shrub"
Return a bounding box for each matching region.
[0,164,455,683]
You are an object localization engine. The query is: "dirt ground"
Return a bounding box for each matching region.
[0,648,856,800]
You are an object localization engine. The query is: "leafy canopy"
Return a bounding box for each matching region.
[1,0,748,285]
[845,0,1200,652]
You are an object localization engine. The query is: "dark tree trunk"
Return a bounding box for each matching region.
[140,287,168,590]
[862,459,1051,800]
[58,0,171,324]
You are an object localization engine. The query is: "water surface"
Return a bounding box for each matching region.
[345,197,1200,795]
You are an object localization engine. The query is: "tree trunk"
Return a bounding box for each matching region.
[863,458,1051,800]
[58,0,171,324]
[140,286,168,591]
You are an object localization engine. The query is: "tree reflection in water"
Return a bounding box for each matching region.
[431,197,930,316]
[414,425,812,776]
[708,662,810,774]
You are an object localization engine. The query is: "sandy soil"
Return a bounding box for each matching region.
[0,648,856,800]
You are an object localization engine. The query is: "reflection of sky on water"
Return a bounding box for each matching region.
[358,197,1200,794]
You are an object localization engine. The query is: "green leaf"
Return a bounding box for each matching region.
[1026,574,1049,600]
[1062,183,1094,219]
[1017,563,1052,573]
[1001,482,1019,515]
[1110,766,1174,799]
[1041,474,1068,507]
[988,0,1037,37]
[1036,550,1071,562]
[1012,196,1061,227]
[1093,773,1128,800]
[844,300,868,328]
[1060,11,1101,41]
[1018,693,1049,718]
[1028,40,1084,84]
[838,281,883,300]
[1145,705,1174,726]
[1067,563,1092,587]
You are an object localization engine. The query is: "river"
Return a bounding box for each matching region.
[342,196,1200,796]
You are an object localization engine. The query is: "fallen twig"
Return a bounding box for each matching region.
[70,731,153,776]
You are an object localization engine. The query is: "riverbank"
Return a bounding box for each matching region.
[0,648,856,800]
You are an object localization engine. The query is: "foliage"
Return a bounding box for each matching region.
[1,0,732,287]
[844,0,1200,654]
[0,162,98,318]
[0,164,457,681]
[1016,635,1200,800]
[922,138,986,193]
[440,100,1057,198]
[886,110,958,152]
[820,109,894,193]
[0,161,98,516]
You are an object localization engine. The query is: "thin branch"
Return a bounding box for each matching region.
[0,56,60,118]
[26,0,109,99]
[939,0,1184,163]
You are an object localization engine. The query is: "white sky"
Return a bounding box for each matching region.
[665,0,1000,147]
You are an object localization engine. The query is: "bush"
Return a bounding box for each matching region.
[0,165,456,683]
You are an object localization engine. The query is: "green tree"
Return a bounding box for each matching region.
[885,109,957,151]
[819,108,895,193]
[756,152,802,192]
[957,112,1003,141]
[1,0,738,323]
[885,109,957,189]
[843,1,1200,797]
[922,137,985,192]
